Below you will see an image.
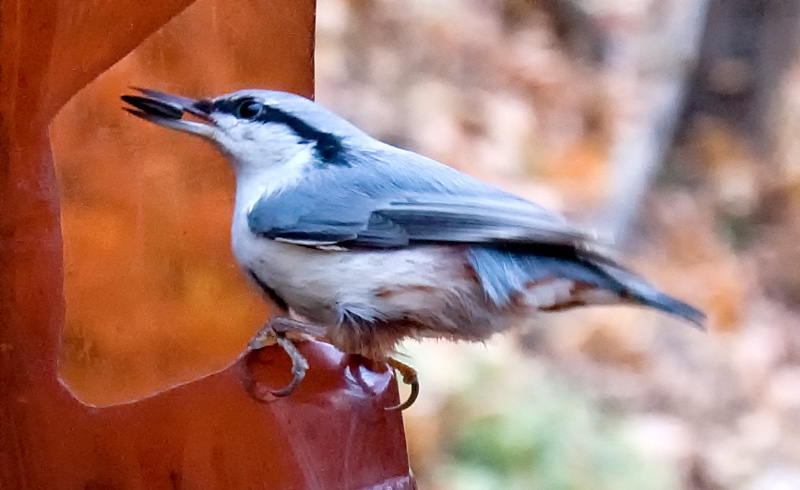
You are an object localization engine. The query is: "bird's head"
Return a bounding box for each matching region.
[122,88,359,175]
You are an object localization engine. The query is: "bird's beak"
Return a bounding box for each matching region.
[121,87,216,138]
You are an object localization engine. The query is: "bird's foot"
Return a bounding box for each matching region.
[248,316,327,350]
[385,357,420,411]
[246,317,327,398]
[247,318,420,409]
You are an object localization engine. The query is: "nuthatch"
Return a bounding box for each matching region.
[122,88,704,410]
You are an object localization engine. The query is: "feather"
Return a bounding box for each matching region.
[467,246,705,326]
[247,144,589,249]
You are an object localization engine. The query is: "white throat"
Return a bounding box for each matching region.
[232,143,315,215]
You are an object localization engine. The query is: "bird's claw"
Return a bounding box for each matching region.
[385,358,420,411]
[269,334,309,397]
[246,318,314,400]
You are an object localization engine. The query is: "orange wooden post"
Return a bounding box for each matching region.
[0,0,416,488]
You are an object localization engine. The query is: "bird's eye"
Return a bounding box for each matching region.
[236,100,264,120]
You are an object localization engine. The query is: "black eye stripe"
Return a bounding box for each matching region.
[212,97,346,165]
[193,99,214,114]
[212,98,251,118]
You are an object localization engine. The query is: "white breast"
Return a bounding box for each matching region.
[233,207,474,318]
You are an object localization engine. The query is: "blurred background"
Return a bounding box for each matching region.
[51,0,800,488]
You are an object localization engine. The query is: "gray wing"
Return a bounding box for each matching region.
[247,144,591,249]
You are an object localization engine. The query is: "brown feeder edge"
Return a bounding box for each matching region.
[0,0,416,488]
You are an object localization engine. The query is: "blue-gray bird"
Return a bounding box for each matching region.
[122,88,704,409]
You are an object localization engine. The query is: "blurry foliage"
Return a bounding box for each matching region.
[448,379,677,490]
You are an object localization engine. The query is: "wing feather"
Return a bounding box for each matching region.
[247,144,591,249]
[372,196,589,245]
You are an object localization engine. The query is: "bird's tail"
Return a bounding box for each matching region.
[468,246,706,328]
[585,254,706,328]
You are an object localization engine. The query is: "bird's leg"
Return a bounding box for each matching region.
[248,316,328,350]
[247,316,328,398]
[385,357,420,411]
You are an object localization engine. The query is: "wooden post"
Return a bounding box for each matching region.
[0,0,415,488]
